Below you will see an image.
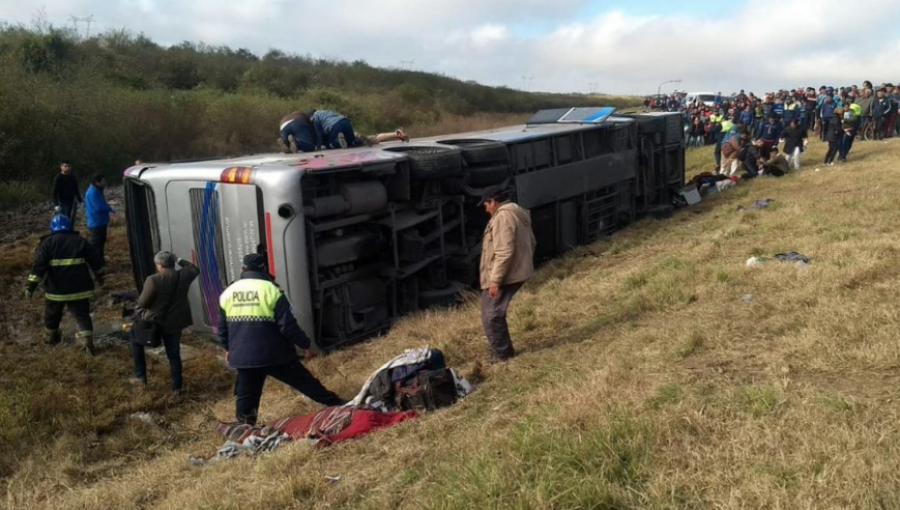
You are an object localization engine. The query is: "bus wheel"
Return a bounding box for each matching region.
[384,146,463,179]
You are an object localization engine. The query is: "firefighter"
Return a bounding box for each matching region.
[25,214,105,355]
[218,253,345,424]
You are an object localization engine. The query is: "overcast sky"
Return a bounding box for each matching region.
[3,0,900,95]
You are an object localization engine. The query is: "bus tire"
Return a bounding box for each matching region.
[439,139,509,166]
[384,146,463,179]
[466,163,510,187]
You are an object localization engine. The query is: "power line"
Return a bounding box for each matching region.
[68,15,94,38]
[84,15,94,38]
[521,75,534,92]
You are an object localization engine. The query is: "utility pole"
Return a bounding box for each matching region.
[69,15,81,37]
[588,82,599,95]
[84,15,94,38]
[521,75,534,92]
[68,15,94,38]
[400,60,414,71]
[657,79,682,99]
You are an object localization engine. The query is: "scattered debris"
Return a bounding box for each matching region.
[746,257,768,267]
[742,294,754,303]
[774,252,810,267]
[738,199,774,212]
[110,291,139,305]
[92,331,131,349]
[325,475,342,483]
[129,412,158,427]
[747,252,810,268]
[189,431,292,467]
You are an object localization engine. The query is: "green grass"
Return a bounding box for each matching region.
[7,139,900,509]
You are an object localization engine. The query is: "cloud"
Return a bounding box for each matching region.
[531,0,900,93]
[469,24,509,48]
[3,0,900,94]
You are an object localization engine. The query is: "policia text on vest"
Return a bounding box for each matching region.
[217,255,345,425]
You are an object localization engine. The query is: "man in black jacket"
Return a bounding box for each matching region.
[52,162,83,225]
[25,214,104,354]
[130,251,201,394]
[218,254,345,424]
[781,119,808,170]
[873,88,894,140]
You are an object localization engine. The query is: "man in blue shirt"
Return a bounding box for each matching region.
[757,116,783,159]
[819,95,837,142]
[84,174,116,262]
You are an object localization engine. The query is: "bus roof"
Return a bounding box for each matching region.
[125,114,639,177]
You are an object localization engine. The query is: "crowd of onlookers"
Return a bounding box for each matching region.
[644,82,900,176]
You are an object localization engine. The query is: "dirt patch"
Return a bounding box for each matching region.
[0,187,123,244]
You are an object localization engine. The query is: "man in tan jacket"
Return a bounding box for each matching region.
[478,186,536,362]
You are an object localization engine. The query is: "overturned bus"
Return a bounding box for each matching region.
[124,107,684,351]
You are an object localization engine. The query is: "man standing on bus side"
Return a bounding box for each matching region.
[218,254,345,425]
[478,186,536,363]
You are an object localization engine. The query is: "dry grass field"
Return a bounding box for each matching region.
[3,135,900,509]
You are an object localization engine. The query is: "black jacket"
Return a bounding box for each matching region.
[217,272,311,369]
[138,261,201,334]
[52,173,82,205]
[873,97,893,118]
[825,117,844,143]
[27,232,103,301]
[782,126,807,154]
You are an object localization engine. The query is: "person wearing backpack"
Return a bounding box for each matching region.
[130,251,200,395]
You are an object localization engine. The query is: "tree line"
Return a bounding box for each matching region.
[0,23,630,207]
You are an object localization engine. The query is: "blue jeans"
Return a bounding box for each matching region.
[820,118,833,141]
[131,331,183,390]
[840,130,855,160]
[280,120,316,152]
[324,118,361,149]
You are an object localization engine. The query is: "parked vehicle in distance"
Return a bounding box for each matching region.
[124,107,685,351]
[685,92,718,107]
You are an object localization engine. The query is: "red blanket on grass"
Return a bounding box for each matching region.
[218,406,417,448]
[272,406,417,446]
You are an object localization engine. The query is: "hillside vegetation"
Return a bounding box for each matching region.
[0,23,631,208]
[3,138,900,509]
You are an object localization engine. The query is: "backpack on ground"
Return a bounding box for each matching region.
[395,368,457,412]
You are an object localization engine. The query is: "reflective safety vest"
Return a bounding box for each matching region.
[220,277,281,322]
[710,114,724,124]
[218,272,311,369]
[27,232,103,301]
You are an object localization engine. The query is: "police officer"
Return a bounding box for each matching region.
[218,253,345,425]
[25,214,105,355]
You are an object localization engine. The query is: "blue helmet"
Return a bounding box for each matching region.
[50,214,73,233]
